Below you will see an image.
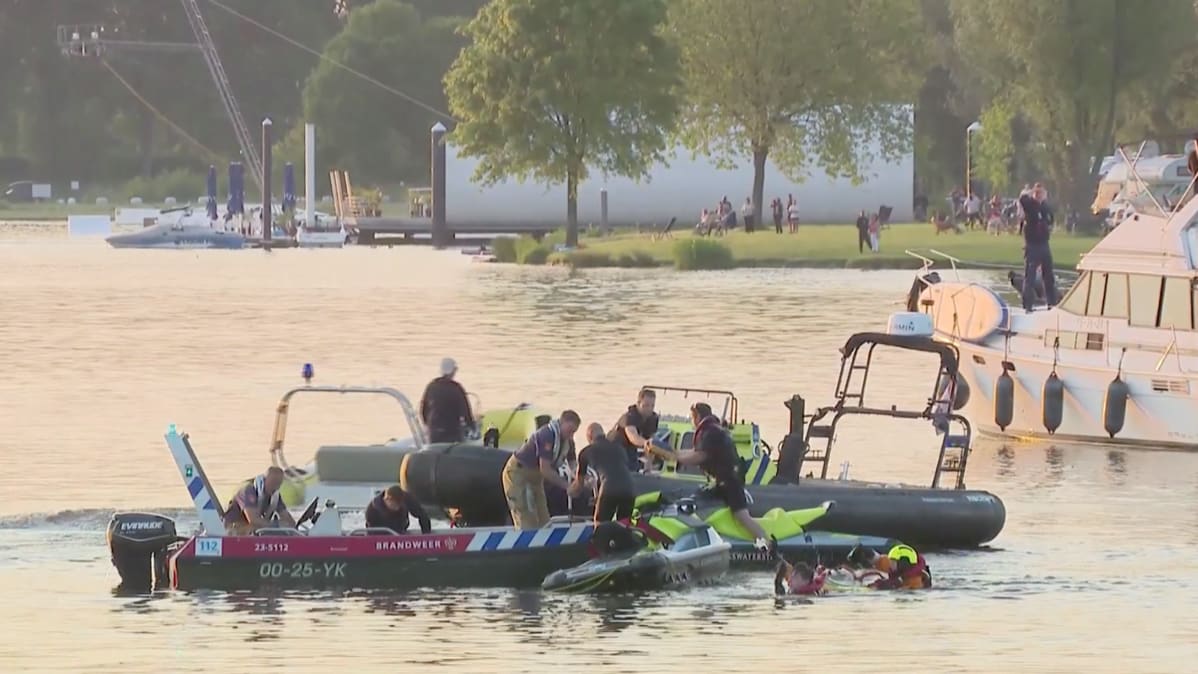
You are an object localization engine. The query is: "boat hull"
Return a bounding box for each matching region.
[169,523,595,591]
[543,544,729,594]
[944,329,1198,450]
[105,223,246,249]
[401,445,1005,548]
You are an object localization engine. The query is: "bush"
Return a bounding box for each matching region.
[515,235,550,264]
[565,250,614,268]
[492,236,518,263]
[120,168,207,203]
[672,238,734,270]
[616,251,658,268]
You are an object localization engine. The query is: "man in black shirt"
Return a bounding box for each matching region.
[670,403,773,554]
[365,484,432,534]
[855,209,870,253]
[609,388,660,471]
[1019,184,1057,311]
[570,423,636,522]
[419,357,475,443]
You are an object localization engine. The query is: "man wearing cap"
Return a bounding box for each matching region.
[419,357,476,443]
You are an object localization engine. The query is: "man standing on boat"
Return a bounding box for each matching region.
[223,467,296,535]
[573,423,637,522]
[1019,184,1057,311]
[420,358,476,443]
[662,403,775,555]
[608,388,661,471]
[502,410,582,529]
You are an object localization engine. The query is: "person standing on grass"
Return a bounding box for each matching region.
[855,210,870,253]
[741,197,755,233]
[868,212,880,252]
[787,196,799,234]
[772,198,784,234]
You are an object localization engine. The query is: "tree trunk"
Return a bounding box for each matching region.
[566,165,579,247]
[752,147,767,234]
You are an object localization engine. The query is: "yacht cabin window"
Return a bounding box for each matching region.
[1159,276,1193,329]
[1128,275,1163,327]
[1101,273,1129,318]
[1057,271,1191,329]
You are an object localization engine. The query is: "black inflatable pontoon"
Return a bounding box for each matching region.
[402,331,1006,548]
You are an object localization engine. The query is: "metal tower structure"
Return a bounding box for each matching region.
[57,0,263,193]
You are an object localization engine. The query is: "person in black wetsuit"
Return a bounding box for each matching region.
[419,357,475,443]
[365,485,432,534]
[570,423,636,523]
[670,403,774,554]
[609,388,660,471]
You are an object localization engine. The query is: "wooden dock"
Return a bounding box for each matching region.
[349,216,556,244]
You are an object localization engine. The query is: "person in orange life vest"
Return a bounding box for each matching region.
[848,543,932,590]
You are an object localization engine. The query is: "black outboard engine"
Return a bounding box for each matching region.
[106,513,179,591]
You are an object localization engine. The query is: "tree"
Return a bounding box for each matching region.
[299,1,464,181]
[951,0,1197,211]
[444,0,680,246]
[971,101,1016,197]
[668,0,927,222]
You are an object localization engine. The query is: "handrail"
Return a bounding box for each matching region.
[348,527,401,536]
[253,527,303,536]
[641,385,739,424]
[269,384,427,478]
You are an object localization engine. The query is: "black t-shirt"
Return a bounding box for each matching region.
[365,491,432,534]
[695,417,739,483]
[1020,194,1050,245]
[578,437,635,495]
[420,376,474,439]
[614,405,660,452]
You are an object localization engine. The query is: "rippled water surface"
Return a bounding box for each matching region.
[1,228,1196,673]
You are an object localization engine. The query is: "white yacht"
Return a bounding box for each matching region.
[905,198,1198,450]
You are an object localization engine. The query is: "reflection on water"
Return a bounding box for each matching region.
[0,238,1196,672]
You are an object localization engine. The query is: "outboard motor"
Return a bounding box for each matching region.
[106,513,179,591]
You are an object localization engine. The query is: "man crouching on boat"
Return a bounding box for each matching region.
[223,467,296,535]
[502,410,582,529]
[366,484,432,535]
[663,403,775,556]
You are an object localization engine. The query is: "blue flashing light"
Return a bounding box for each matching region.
[302,363,314,384]
[168,423,177,435]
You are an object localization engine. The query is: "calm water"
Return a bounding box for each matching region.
[1,227,1196,673]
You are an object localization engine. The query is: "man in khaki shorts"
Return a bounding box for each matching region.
[502,410,582,529]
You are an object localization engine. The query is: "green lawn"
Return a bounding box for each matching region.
[575,223,1099,270]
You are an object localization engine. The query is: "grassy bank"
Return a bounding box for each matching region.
[518,223,1099,271]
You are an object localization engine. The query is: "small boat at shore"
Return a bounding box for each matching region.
[105,220,246,249]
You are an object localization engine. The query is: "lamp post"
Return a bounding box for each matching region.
[966,121,983,201]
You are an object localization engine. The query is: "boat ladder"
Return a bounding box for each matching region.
[932,414,971,489]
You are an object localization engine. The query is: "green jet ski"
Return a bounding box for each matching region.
[628,492,899,568]
[541,520,731,594]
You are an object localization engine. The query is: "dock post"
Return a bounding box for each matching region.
[431,122,448,248]
[600,188,609,234]
[262,118,273,243]
[304,123,316,230]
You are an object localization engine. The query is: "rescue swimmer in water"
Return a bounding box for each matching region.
[773,542,932,595]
